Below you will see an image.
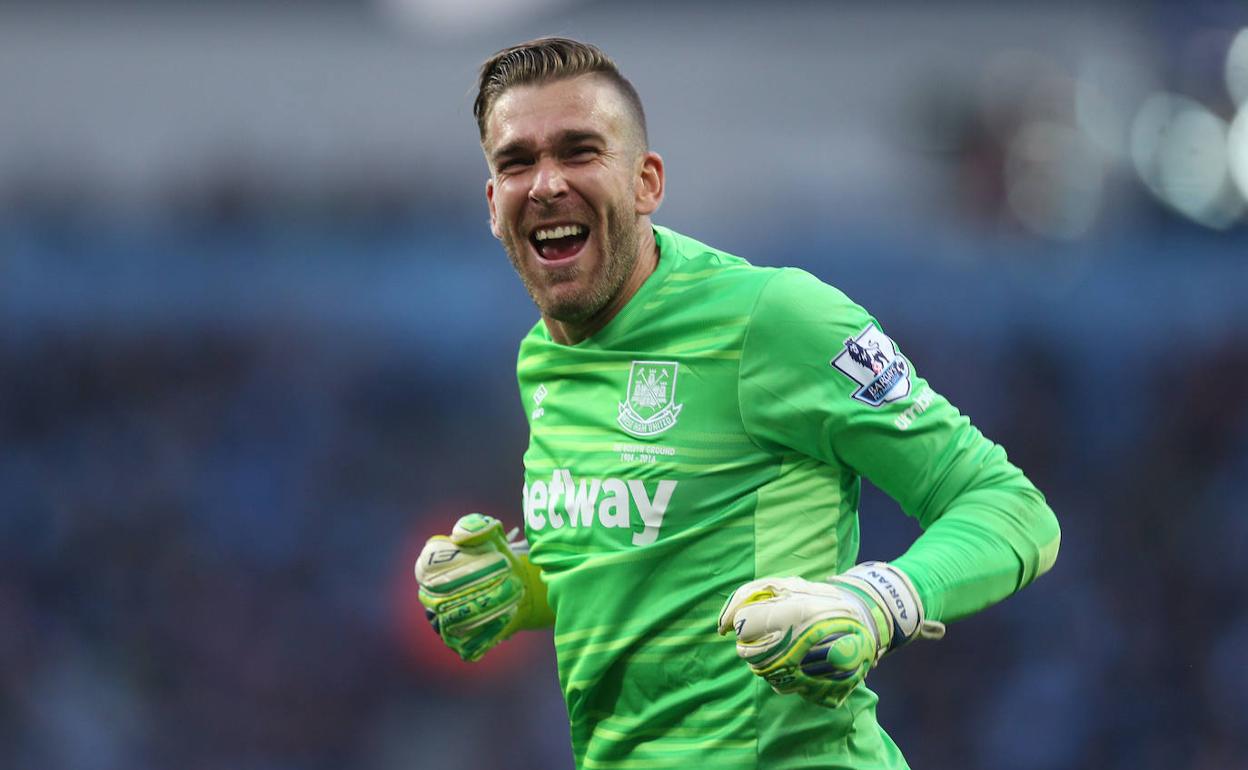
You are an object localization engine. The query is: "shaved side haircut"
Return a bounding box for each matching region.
[473,37,648,149]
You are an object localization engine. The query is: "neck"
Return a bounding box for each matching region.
[545,223,658,345]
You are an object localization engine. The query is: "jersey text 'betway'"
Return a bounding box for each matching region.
[523,469,677,546]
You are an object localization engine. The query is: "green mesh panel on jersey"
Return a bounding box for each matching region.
[514,226,1058,770]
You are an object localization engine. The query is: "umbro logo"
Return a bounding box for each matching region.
[427,549,459,566]
[532,383,548,421]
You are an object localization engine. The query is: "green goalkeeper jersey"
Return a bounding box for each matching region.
[516,226,1059,770]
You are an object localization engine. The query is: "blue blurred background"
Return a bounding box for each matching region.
[2,1,1247,768]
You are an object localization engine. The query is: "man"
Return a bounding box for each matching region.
[416,37,1060,770]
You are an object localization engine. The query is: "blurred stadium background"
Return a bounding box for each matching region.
[2,1,1247,768]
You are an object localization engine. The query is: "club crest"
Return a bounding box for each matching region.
[831,325,912,407]
[618,360,683,437]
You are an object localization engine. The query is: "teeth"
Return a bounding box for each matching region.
[534,224,586,242]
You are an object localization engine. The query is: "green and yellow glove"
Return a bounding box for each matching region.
[717,562,945,708]
[415,513,554,662]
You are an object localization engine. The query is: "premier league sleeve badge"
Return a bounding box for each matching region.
[830,324,912,407]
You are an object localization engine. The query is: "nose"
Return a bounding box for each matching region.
[528,158,568,205]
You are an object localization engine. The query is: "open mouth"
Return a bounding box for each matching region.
[530,223,590,264]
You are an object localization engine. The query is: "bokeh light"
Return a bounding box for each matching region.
[1225,27,1248,107]
[1075,54,1155,164]
[1005,121,1104,240]
[1226,104,1248,206]
[1131,92,1243,229]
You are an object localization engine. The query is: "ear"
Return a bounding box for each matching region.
[635,151,665,216]
[486,177,501,240]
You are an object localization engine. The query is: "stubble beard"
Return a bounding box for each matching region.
[502,204,639,325]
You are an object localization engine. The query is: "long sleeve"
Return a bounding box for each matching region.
[887,437,1059,621]
[738,267,1059,622]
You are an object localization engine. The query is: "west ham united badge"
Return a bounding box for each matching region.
[831,325,912,407]
[618,360,683,437]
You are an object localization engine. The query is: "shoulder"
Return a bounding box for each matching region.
[647,228,869,338]
[654,227,859,309]
[746,266,867,337]
[742,267,881,377]
[651,225,777,298]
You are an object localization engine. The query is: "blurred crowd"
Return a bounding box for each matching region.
[0,317,562,770]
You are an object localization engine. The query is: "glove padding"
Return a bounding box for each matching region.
[415,513,552,662]
[717,562,945,708]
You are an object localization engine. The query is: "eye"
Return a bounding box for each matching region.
[567,146,599,162]
[497,157,531,173]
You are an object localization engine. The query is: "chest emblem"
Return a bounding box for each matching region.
[617,360,684,437]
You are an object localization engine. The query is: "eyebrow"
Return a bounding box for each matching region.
[490,129,608,162]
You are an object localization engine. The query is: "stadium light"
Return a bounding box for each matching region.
[1227,105,1248,207]
[1226,28,1248,107]
[374,0,577,35]
[1075,54,1155,165]
[1130,92,1243,229]
[1004,121,1104,240]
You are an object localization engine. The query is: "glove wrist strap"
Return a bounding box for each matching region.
[829,562,945,653]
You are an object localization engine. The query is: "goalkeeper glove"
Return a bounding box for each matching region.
[414,513,553,662]
[717,561,945,708]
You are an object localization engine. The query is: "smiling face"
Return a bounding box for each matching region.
[484,74,663,335]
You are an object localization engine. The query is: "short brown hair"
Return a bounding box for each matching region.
[473,37,648,146]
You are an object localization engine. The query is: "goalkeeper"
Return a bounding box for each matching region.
[416,37,1060,770]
